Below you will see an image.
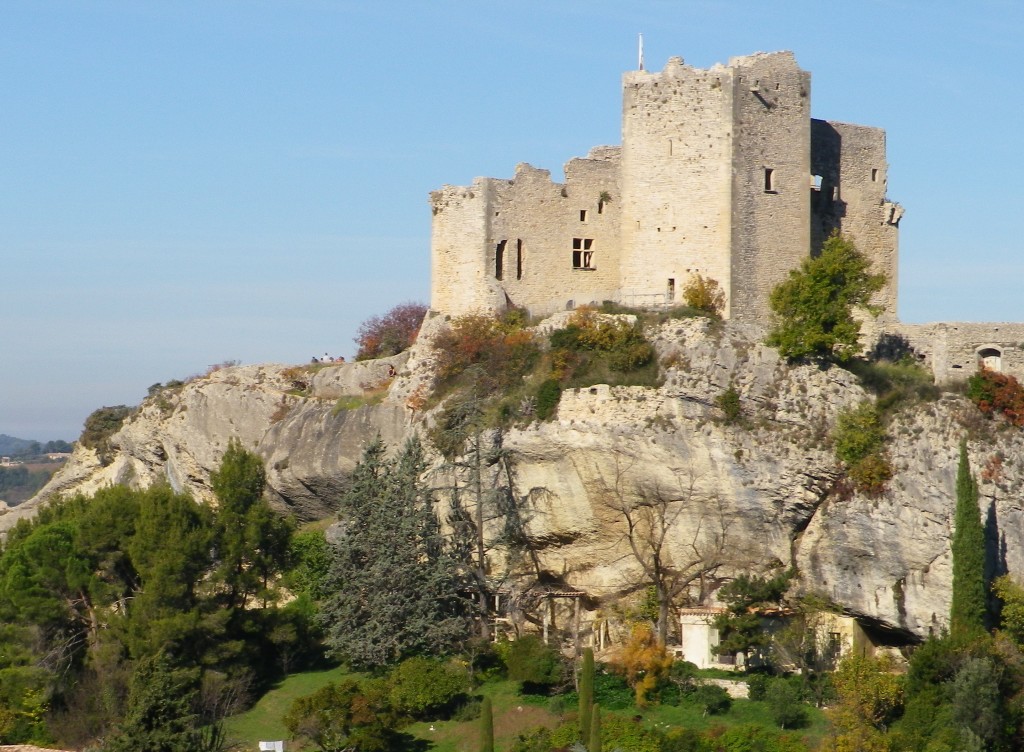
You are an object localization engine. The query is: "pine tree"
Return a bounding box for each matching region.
[320,437,470,669]
[950,439,987,634]
[579,647,594,743]
[480,695,494,752]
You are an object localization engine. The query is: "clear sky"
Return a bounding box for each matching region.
[2,1,1023,441]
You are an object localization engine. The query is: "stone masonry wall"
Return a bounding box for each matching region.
[619,56,734,311]
[429,51,902,327]
[812,120,900,319]
[431,152,621,318]
[888,322,1024,385]
[729,52,811,322]
[430,180,501,315]
[486,154,621,316]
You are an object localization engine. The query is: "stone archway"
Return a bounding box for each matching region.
[977,346,1003,372]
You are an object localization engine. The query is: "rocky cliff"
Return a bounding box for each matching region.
[6,314,1021,643]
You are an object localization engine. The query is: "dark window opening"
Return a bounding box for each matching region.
[871,168,879,182]
[667,278,675,302]
[494,240,506,280]
[764,168,775,192]
[580,209,587,222]
[572,238,594,269]
[598,200,605,214]
[516,239,523,280]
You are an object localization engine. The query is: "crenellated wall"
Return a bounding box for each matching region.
[429,50,902,325]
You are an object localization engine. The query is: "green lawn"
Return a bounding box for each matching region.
[224,664,358,749]
[225,668,827,751]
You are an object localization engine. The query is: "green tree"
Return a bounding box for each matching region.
[766,232,885,362]
[387,656,467,718]
[766,678,809,730]
[579,647,595,742]
[283,679,392,752]
[211,439,292,610]
[480,695,494,752]
[951,439,987,635]
[103,652,210,752]
[320,437,470,669]
[713,571,792,664]
[589,703,602,752]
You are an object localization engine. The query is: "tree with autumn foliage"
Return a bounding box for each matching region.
[354,302,428,361]
[613,623,673,707]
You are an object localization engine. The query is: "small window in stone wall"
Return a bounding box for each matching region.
[979,347,1003,372]
[764,168,776,192]
[516,239,523,280]
[580,209,588,222]
[667,278,675,302]
[598,200,605,214]
[871,168,879,182]
[572,238,594,269]
[495,240,506,280]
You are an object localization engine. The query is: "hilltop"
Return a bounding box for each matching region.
[10,310,1022,644]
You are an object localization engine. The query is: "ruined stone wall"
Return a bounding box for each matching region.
[431,152,621,318]
[619,57,734,311]
[430,180,502,316]
[728,52,811,322]
[486,154,621,316]
[812,121,900,318]
[887,322,1024,385]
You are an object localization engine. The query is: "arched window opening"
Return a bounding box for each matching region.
[978,347,1003,372]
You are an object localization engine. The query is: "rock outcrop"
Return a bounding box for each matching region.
[7,314,1022,642]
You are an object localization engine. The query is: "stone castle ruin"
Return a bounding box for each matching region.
[430,51,1024,383]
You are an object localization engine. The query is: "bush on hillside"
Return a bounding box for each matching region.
[354,302,428,361]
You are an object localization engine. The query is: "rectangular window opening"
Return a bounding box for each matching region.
[494,240,506,280]
[572,238,595,269]
[598,200,605,214]
[811,174,823,191]
[667,278,675,302]
[516,239,523,280]
[764,168,775,192]
[580,209,587,222]
[871,168,879,182]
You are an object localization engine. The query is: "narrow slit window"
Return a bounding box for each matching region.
[871,168,879,182]
[494,240,506,280]
[667,278,675,302]
[580,209,587,222]
[764,168,775,192]
[598,200,605,214]
[516,239,523,280]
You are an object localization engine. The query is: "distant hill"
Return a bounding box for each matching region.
[0,434,35,456]
[0,434,74,457]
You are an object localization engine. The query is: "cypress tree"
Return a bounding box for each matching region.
[480,695,494,752]
[579,647,595,742]
[950,439,987,634]
[589,704,601,752]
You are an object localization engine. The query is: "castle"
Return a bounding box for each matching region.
[430,51,1024,383]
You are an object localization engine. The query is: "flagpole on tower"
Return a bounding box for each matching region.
[638,33,644,70]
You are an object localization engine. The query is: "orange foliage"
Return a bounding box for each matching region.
[613,623,673,707]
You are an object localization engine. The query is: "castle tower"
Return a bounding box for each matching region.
[618,52,811,321]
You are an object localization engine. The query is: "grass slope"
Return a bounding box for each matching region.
[227,666,828,751]
[224,665,356,749]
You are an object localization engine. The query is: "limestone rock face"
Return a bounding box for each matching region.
[7,315,1023,641]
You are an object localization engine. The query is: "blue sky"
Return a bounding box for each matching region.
[2,1,1023,440]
